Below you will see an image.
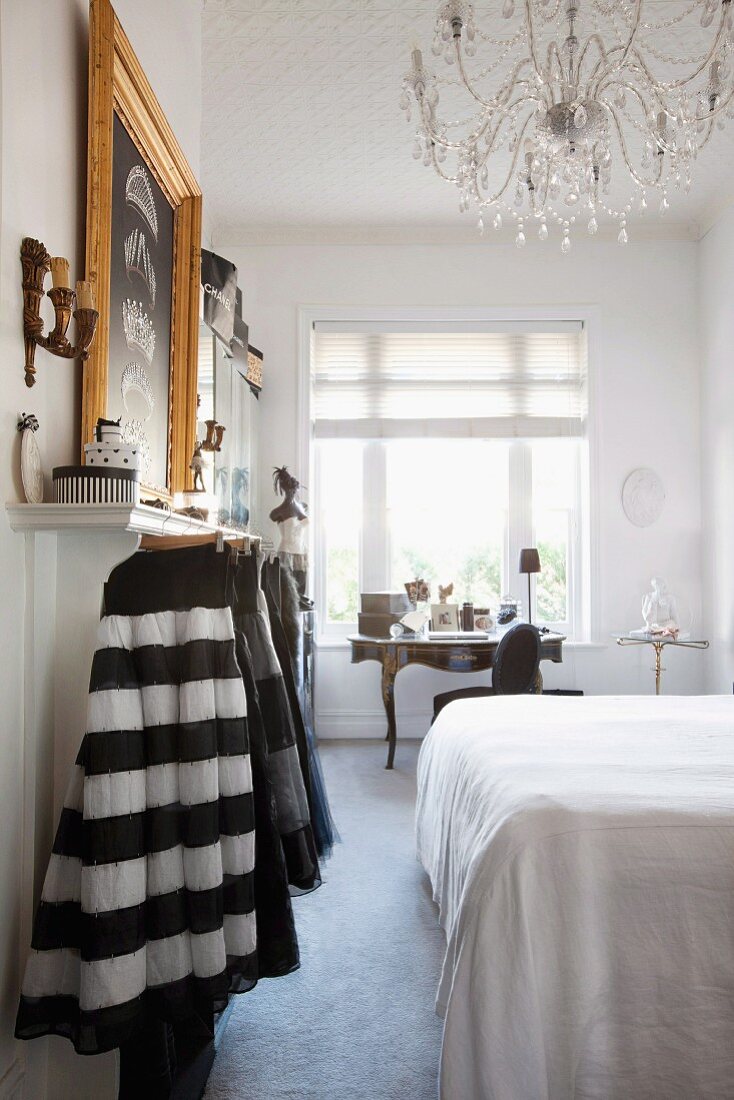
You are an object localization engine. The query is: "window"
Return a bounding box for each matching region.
[311,320,589,639]
[315,441,362,624]
[533,441,577,625]
[387,440,507,610]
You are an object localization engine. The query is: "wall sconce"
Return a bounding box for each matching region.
[200,418,226,452]
[21,237,99,388]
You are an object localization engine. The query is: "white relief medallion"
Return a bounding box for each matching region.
[622,468,665,527]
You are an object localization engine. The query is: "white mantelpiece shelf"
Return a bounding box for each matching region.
[5,502,228,538]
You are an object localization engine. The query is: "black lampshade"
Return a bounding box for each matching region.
[518,548,541,574]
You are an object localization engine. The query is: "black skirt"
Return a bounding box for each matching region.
[232,550,321,895]
[262,558,338,860]
[236,631,299,978]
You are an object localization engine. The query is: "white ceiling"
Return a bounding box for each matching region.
[202,0,734,240]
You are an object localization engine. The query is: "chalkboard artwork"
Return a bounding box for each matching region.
[107,113,174,493]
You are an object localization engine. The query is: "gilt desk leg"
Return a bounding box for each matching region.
[654,641,664,696]
[381,649,398,769]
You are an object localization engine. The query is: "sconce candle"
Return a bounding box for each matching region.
[50,257,70,289]
[76,280,95,310]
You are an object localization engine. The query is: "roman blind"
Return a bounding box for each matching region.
[312,320,587,439]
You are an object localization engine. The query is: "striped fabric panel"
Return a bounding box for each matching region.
[16,606,257,1054]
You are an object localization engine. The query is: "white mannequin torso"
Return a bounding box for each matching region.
[277,515,309,557]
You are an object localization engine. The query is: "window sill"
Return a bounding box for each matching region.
[315,636,608,652]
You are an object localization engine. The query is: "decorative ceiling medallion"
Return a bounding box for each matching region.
[622,467,665,527]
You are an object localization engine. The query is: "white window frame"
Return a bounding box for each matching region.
[298,306,600,645]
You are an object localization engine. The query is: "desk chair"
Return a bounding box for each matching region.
[432,622,541,724]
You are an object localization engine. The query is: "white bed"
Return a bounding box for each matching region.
[416,694,734,1100]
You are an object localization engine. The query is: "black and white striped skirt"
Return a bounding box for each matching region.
[16,606,256,1055]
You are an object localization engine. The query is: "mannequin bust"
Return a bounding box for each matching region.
[270,466,308,558]
[642,577,679,633]
[270,466,306,523]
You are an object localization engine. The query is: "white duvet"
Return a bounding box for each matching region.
[416,695,734,1100]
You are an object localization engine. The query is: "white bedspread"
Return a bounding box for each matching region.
[416,695,734,1100]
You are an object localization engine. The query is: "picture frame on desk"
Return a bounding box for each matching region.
[431,603,460,632]
[473,608,495,631]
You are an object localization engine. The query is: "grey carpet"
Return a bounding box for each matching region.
[205,740,445,1100]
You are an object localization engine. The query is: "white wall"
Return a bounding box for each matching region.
[225,237,705,735]
[0,1,201,1094]
[700,205,734,694]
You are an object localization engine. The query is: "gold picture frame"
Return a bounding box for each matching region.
[83,0,202,499]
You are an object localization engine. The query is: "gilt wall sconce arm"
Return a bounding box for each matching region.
[200,418,226,452]
[21,237,99,388]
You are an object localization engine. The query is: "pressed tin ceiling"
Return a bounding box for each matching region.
[202,0,734,238]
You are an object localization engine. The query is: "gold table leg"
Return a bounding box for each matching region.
[654,641,664,695]
[381,649,398,770]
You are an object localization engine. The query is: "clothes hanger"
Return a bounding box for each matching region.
[138,494,263,554]
[139,529,261,554]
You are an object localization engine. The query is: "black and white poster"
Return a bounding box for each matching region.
[201,248,237,347]
[231,312,249,375]
[107,112,175,492]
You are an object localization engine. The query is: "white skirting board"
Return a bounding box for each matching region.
[316,708,432,739]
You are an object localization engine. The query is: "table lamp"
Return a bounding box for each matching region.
[519,548,541,625]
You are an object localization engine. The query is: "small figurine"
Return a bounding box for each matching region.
[189,442,205,491]
[438,582,454,604]
[642,577,679,635]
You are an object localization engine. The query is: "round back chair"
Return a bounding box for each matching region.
[491,622,541,695]
[431,622,542,724]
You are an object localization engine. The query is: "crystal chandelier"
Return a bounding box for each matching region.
[401,0,734,250]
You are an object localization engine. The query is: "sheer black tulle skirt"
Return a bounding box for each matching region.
[262,558,338,860]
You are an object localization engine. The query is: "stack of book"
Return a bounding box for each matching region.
[358,592,413,637]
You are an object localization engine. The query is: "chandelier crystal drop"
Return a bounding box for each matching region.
[401,0,734,249]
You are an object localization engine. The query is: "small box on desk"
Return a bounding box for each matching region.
[358,611,405,638]
[360,591,413,614]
